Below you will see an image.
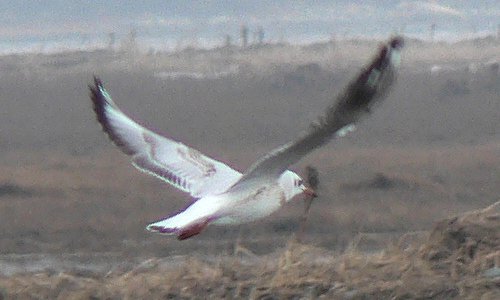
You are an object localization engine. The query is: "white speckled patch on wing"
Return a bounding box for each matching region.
[90,78,242,198]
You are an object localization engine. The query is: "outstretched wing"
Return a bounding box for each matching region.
[233,37,404,186]
[90,78,242,198]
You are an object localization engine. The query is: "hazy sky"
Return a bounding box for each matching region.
[1,1,499,52]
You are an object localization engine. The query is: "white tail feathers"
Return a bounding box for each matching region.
[146,197,220,239]
[146,214,212,240]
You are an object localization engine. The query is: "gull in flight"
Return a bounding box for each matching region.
[90,37,404,240]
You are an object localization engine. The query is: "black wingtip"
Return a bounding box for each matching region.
[330,36,403,121]
[89,76,104,110]
[88,76,135,155]
[373,36,404,71]
[89,76,108,134]
[89,75,99,88]
[94,76,104,88]
[89,76,103,103]
[389,36,404,49]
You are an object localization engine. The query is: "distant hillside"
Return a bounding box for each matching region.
[0,39,498,154]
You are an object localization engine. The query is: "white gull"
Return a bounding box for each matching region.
[89,37,404,240]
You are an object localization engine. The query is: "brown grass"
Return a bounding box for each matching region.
[0,202,498,299]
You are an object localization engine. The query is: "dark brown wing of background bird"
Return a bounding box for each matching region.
[231,37,404,189]
[296,166,320,242]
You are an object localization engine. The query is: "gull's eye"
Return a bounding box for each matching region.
[298,179,303,186]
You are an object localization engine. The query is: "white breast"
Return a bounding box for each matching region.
[214,184,286,225]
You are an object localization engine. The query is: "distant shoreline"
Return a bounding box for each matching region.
[1,33,499,56]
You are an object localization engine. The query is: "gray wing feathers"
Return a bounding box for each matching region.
[235,37,404,183]
[90,78,242,198]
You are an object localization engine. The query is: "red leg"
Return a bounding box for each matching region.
[177,219,210,240]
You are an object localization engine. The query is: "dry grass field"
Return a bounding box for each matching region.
[0,201,498,299]
[0,38,498,298]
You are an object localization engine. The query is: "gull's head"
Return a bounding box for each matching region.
[279,171,317,201]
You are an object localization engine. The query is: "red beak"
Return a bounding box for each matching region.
[303,187,317,198]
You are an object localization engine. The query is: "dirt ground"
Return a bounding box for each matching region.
[0,38,498,298]
[0,202,498,299]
